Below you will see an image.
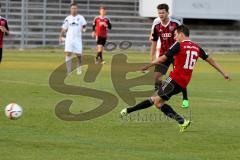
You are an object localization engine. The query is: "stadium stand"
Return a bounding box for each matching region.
[1,0,240,51]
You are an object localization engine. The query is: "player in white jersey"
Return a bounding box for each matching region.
[59,2,87,75]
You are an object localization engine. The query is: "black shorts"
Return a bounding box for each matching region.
[96,37,107,46]
[154,58,174,75]
[157,77,183,101]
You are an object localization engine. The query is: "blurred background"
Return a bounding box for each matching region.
[1,0,240,52]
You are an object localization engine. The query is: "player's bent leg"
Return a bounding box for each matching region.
[120,96,155,117]
[151,95,163,109]
[156,79,191,132]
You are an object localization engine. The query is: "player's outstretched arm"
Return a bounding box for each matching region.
[142,41,178,72]
[141,55,167,72]
[205,57,231,80]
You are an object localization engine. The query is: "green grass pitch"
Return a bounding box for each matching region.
[0,49,240,160]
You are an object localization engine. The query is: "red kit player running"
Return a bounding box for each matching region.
[121,25,230,132]
[92,6,112,64]
[0,16,10,63]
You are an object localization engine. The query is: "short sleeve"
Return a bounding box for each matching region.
[166,42,180,58]
[199,48,209,60]
[62,17,69,30]
[81,16,87,26]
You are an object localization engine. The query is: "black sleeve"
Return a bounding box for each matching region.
[165,42,180,58]
[5,21,9,31]
[199,47,209,60]
[107,18,112,30]
[92,18,96,31]
[5,20,9,36]
[151,26,158,42]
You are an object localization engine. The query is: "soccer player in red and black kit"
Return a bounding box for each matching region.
[150,4,189,108]
[0,16,10,63]
[92,6,112,64]
[121,25,230,132]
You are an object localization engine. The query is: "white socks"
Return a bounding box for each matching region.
[65,56,72,74]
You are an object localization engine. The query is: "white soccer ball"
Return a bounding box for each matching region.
[5,103,23,120]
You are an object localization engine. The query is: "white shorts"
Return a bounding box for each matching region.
[65,42,83,54]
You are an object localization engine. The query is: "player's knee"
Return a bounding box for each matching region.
[150,96,157,104]
[150,96,161,108]
[97,45,103,50]
[153,100,163,109]
[153,96,165,109]
[156,102,164,109]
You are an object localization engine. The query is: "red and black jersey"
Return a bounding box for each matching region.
[165,40,209,88]
[152,19,181,56]
[0,17,9,48]
[92,16,112,38]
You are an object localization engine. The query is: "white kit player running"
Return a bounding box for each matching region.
[59,2,87,75]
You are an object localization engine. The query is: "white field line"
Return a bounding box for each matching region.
[0,79,48,87]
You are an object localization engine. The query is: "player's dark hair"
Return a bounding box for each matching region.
[70,2,78,7]
[176,25,190,37]
[157,4,169,12]
[99,6,106,10]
